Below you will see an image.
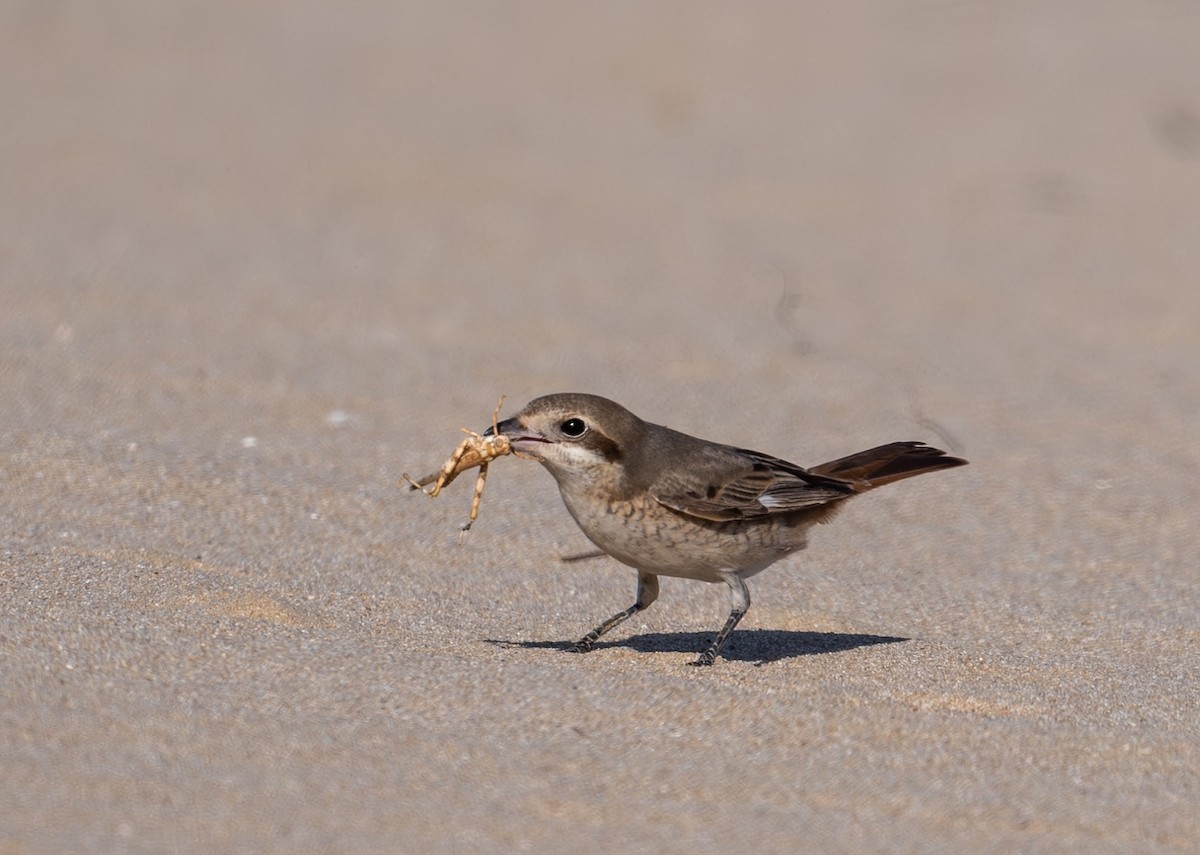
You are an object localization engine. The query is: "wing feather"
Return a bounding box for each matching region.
[650,448,855,522]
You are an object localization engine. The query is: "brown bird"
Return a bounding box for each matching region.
[485,393,967,665]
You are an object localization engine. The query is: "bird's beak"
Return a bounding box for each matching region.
[482,416,518,438]
[485,416,551,456]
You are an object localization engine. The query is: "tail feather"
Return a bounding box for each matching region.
[809,442,967,490]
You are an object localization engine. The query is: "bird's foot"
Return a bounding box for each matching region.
[569,634,597,654]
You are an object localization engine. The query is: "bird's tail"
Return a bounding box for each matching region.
[809,442,967,491]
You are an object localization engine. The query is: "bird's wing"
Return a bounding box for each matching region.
[649,448,855,522]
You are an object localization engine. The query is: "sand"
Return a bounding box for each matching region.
[2,2,1198,852]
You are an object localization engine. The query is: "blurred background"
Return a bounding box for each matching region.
[5,1,1196,436]
[2,2,1198,852]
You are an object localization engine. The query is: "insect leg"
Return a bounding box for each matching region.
[459,461,490,535]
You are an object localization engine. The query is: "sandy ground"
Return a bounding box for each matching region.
[2,2,1198,852]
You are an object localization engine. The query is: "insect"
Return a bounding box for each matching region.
[403,397,513,533]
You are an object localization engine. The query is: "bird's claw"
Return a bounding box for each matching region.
[569,636,597,654]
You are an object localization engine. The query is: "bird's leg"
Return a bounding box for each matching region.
[693,573,751,666]
[571,572,659,653]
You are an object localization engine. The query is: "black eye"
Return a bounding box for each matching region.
[560,417,587,437]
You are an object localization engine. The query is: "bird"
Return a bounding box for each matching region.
[484,393,967,666]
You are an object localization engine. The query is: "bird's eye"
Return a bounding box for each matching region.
[560,417,587,437]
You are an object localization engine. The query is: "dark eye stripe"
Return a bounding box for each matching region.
[586,432,622,462]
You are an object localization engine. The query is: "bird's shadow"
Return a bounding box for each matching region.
[487,630,908,666]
